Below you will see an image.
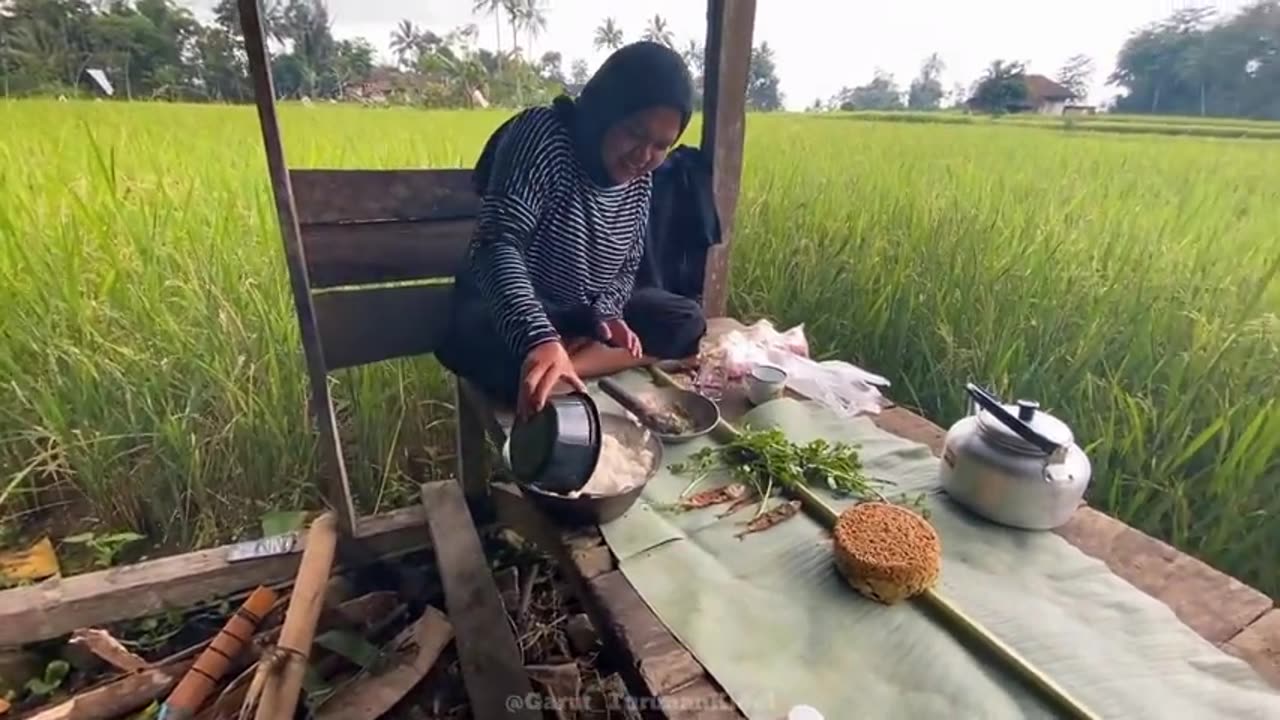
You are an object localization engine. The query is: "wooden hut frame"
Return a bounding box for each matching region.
[0,4,1274,713]
[236,0,756,538]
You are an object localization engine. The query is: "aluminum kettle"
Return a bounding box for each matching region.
[939,383,1091,530]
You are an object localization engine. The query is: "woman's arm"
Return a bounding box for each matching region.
[469,112,563,359]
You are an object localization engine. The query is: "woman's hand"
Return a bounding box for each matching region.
[519,340,588,418]
[598,318,643,358]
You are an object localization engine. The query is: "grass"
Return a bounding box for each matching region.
[1,100,1278,598]
[830,110,1280,140]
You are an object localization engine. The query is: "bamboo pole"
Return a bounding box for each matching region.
[159,585,277,720]
[647,367,1100,720]
[254,512,339,720]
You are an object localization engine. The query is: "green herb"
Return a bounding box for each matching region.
[667,426,931,517]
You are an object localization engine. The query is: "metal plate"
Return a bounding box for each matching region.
[226,533,298,562]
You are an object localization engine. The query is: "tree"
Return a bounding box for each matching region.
[907,52,945,110]
[831,69,903,111]
[593,17,622,52]
[969,59,1028,114]
[1056,54,1094,100]
[514,0,547,61]
[537,50,562,85]
[390,19,419,69]
[642,14,673,48]
[1107,3,1280,119]
[745,42,782,111]
[472,0,504,55]
[569,57,588,86]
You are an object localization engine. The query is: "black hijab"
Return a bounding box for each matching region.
[473,41,694,192]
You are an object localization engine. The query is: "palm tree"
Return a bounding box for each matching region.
[472,0,504,54]
[502,0,521,57]
[643,14,674,48]
[594,17,623,52]
[390,20,419,68]
[681,38,704,75]
[518,0,548,61]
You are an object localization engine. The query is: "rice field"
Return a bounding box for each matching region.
[1,100,1278,595]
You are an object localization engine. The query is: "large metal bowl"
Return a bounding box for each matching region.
[503,412,663,527]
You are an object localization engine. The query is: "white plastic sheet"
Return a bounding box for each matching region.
[696,320,889,417]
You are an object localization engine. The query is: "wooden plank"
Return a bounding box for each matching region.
[238,0,356,535]
[302,218,474,289]
[420,480,537,720]
[659,676,744,720]
[314,606,453,719]
[588,571,705,696]
[0,506,428,647]
[1225,609,1280,688]
[698,0,756,318]
[313,284,453,370]
[290,169,480,225]
[1056,511,1272,645]
[488,486,742,718]
[27,660,192,720]
[455,380,494,502]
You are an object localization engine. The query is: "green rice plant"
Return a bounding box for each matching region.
[0,100,1277,597]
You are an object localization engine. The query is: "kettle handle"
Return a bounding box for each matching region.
[965,383,1060,455]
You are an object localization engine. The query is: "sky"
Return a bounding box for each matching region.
[186,0,1254,110]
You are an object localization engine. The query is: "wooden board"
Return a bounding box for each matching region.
[302,218,474,289]
[315,606,453,719]
[313,283,454,370]
[1225,609,1280,688]
[290,169,480,225]
[419,480,537,720]
[239,0,356,535]
[0,506,428,647]
[698,0,756,318]
[488,484,746,720]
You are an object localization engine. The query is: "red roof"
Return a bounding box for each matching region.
[1024,74,1075,102]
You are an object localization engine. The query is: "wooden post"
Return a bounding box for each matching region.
[237,0,357,536]
[699,0,757,319]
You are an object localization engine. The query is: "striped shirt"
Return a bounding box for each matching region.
[466,106,652,358]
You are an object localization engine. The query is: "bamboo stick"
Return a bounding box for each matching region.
[647,366,1100,720]
[254,512,339,720]
[159,585,278,720]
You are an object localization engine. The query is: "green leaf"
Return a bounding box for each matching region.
[260,510,307,538]
[314,629,383,670]
[24,659,70,697]
[60,533,95,544]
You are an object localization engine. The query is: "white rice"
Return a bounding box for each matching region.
[569,432,653,498]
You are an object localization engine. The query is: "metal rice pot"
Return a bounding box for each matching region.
[508,392,602,495]
[504,413,664,527]
[939,383,1092,531]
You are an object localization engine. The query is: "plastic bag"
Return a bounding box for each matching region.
[695,320,889,418]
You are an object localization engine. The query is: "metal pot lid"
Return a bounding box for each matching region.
[976,399,1074,455]
[508,404,558,483]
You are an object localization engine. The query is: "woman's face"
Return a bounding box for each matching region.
[600,106,683,184]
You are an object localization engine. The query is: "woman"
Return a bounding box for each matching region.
[437,41,707,417]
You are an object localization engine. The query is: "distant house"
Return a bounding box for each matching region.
[963,73,1081,116]
[1018,75,1076,115]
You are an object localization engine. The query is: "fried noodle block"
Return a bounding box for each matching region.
[833,502,941,605]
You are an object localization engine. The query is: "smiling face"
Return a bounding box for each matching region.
[599,106,683,185]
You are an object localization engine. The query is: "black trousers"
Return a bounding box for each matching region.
[436,287,707,405]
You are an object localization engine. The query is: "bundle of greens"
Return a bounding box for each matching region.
[666,426,929,518]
